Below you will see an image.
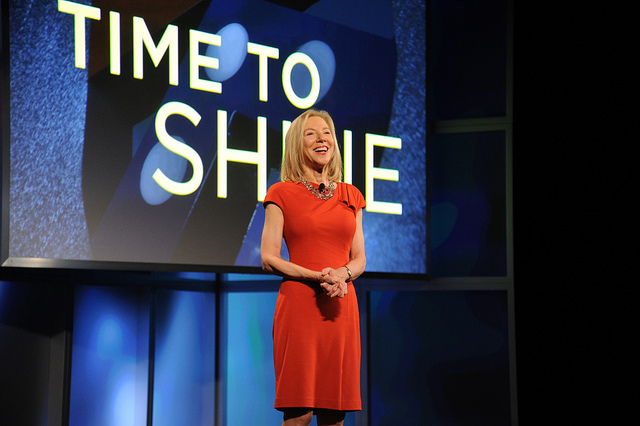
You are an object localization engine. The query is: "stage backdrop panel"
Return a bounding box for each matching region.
[369,290,511,425]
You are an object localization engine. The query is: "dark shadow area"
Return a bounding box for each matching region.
[514,3,631,424]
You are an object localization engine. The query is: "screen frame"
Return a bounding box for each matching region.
[0,0,428,277]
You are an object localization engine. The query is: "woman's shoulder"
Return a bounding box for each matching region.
[267,180,298,194]
[337,181,358,189]
[337,181,363,195]
[336,182,366,210]
[264,181,300,203]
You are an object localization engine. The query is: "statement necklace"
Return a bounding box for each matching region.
[302,178,335,200]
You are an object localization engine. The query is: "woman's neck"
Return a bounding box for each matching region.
[303,167,328,185]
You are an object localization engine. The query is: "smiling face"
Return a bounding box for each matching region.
[280,109,343,184]
[302,116,335,172]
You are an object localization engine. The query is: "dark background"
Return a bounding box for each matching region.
[515,2,631,424]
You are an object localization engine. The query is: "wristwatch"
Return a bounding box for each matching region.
[343,265,352,282]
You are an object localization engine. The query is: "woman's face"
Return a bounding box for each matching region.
[302,116,334,172]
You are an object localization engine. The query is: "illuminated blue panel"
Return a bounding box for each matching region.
[69,286,150,426]
[152,289,216,426]
[224,292,280,424]
[369,290,510,425]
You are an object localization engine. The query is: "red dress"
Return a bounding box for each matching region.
[263,181,365,412]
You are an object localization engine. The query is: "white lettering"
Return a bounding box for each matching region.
[247,42,280,102]
[58,0,101,69]
[281,52,320,109]
[365,134,402,215]
[153,102,204,195]
[133,16,179,85]
[189,29,222,93]
[343,130,353,184]
[217,110,267,201]
[281,120,291,162]
[109,11,121,75]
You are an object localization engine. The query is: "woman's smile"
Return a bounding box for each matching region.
[304,116,334,168]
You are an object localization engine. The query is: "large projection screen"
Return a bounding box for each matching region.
[2,0,426,273]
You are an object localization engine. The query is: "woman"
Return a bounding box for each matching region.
[261,109,366,426]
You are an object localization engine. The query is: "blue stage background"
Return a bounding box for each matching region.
[1,0,514,424]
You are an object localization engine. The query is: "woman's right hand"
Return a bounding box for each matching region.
[319,268,348,298]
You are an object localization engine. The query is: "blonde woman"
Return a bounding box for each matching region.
[261,109,366,426]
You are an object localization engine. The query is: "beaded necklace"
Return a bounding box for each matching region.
[301,178,335,200]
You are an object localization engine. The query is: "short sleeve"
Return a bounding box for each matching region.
[338,183,366,213]
[263,181,287,210]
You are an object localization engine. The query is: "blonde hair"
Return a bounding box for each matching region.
[280,109,343,183]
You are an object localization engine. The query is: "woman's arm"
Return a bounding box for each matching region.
[260,203,323,282]
[347,208,367,279]
[320,208,366,295]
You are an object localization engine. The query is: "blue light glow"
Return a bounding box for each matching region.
[205,23,248,82]
[152,290,215,426]
[110,366,137,426]
[293,40,335,104]
[69,286,149,426]
[95,315,125,359]
[140,140,189,205]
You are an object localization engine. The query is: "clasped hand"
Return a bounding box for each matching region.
[319,267,348,298]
